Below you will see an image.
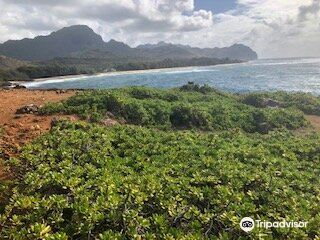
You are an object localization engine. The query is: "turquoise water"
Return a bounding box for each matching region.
[24,58,320,94]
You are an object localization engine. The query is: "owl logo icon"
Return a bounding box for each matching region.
[240,217,255,232]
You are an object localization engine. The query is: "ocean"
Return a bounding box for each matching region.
[24,58,320,94]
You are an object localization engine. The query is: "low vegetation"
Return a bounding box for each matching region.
[241,92,320,116]
[0,121,319,239]
[0,85,319,239]
[40,84,308,134]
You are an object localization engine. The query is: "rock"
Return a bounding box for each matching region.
[50,117,60,128]
[262,98,281,108]
[0,82,13,89]
[0,82,27,89]
[67,116,77,121]
[34,124,41,130]
[16,104,39,114]
[13,84,27,89]
[56,90,67,94]
[106,111,116,119]
[101,118,119,127]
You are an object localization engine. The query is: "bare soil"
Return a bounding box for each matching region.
[0,89,76,180]
[306,115,320,132]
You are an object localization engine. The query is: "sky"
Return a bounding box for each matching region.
[0,0,319,58]
[195,0,236,13]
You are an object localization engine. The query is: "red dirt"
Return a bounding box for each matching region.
[0,89,76,180]
[306,115,320,132]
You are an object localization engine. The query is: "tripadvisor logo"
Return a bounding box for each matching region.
[240,217,308,233]
[240,217,255,232]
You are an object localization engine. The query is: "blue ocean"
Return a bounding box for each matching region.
[24,58,320,94]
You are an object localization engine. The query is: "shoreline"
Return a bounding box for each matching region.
[13,62,245,86]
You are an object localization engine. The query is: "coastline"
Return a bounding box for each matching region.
[13,62,245,86]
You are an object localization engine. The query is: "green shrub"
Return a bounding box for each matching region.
[0,123,319,239]
[170,105,212,129]
[38,102,65,115]
[40,86,309,133]
[123,101,150,125]
[242,92,320,116]
[242,93,266,108]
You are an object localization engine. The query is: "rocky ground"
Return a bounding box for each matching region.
[0,89,76,180]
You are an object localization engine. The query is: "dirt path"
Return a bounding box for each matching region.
[0,89,76,180]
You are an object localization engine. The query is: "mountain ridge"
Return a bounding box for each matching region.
[0,25,258,61]
[138,42,257,61]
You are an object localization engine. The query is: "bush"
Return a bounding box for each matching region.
[40,87,309,133]
[242,93,266,108]
[170,105,212,129]
[242,92,320,116]
[123,101,150,125]
[38,102,65,115]
[180,82,216,94]
[1,123,319,239]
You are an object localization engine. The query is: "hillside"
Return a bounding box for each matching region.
[0,55,28,69]
[0,25,258,62]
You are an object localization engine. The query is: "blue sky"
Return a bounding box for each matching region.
[195,0,237,13]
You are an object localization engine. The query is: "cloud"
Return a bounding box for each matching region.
[0,0,319,58]
[298,0,320,21]
[203,0,320,58]
[0,0,213,41]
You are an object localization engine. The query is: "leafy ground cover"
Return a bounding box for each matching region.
[0,121,319,239]
[1,85,319,239]
[39,84,308,134]
[241,92,320,116]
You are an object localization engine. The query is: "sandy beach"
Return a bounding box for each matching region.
[31,66,211,82]
[15,63,244,87]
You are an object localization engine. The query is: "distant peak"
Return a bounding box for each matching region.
[51,25,99,36]
[157,41,171,46]
[108,39,121,43]
[230,43,248,48]
[57,25,93,31]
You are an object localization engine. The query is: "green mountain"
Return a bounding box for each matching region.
[0,55,28,69]
[0,25,258,62]
[137,42,258,61]
[0,25,105,61]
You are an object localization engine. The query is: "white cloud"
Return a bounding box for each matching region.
[0,0,319,58]
[199,0,320,58]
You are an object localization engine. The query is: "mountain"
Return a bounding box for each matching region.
[137,42,258,61]
[137,44,198,60]
[104,39,142,58]
[0,25,258,62]
[0,55,28,69]
[203,44,258,61]
[0,25,105,61]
